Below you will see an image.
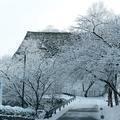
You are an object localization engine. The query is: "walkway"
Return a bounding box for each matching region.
[57,107,98,120]
[48,97,106,120]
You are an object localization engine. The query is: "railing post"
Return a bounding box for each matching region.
[59,106,61,111]
[54,109,56,114]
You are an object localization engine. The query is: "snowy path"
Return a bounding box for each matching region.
[43,96,120,120]
[57,108,98,120]
[45,97,106,120]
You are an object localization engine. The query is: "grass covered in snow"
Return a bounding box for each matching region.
[100,102,120,120]
[0,105,35,118]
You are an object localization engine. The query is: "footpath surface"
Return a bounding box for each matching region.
[57,107,98,120]
[46,97,106,120]
[57,97,106,120]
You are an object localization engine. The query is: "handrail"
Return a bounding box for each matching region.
[44,96,76,119]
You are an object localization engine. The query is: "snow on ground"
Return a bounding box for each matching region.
[69,97,106,120]
[71,96,106,108]
[38,97,106,120]
[38,96,120,120]
[100,103,120,120]
[0,105,35,118]
[0,105,34,113]
[75,97,120,120]
[43,94,72,100]
[58,94,73,100]
[74,97,120,120]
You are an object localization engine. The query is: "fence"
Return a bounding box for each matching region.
[44,96,76,119]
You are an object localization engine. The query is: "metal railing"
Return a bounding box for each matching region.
[44,96,76,119]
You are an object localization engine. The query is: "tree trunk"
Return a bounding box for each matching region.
[108,87,110,106]
[114,90,119,106]
[110,89,113,107]
[82,83,85,92]
[114,73,119,106]
[35,93,39,116]
[84,81,94,97]
[84,89,89,97]
[108,87,113,107]
[22,54,26,108]
[21,81,25,107]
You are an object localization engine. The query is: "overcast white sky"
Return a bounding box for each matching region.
[0,0,120,57]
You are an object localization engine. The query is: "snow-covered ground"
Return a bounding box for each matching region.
[0,105,35,118]
[101,103,120,120]
[38,96,120,120]
[43,94,73,100]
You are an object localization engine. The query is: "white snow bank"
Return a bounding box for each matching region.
[70,97,106,108]
[43,94,72,100]
[59,94,73,100]
[100,105,120,120]
[0,105,35,117]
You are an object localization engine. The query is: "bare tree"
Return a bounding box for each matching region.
[73,2,120,107]
[24,65,54,115]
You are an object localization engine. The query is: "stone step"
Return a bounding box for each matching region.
[57,116,98,120]
[69,108,99,112]
[62,111,98,118]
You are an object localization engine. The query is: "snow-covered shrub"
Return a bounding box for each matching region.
[37,110,46,119]
[0,105,35,118]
